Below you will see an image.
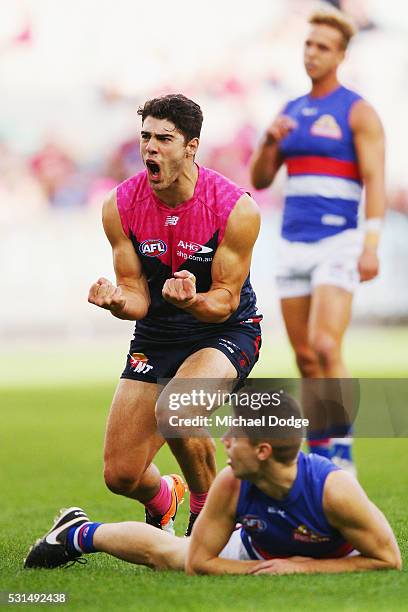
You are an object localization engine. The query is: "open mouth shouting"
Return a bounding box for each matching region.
[146,159,161,182]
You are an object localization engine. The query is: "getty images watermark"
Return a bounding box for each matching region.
[167,389,309,429]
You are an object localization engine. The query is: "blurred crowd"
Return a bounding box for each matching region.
[1,0,408,223]
[1,0,408,336]
[2,119,407,224]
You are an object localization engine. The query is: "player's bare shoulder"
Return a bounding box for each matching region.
[217,465,241,489]
[234,193,261,221]
[102,188,119,227]
[322,469,368,528]
[210,466,241,510]
[223,194,261,249]
[101,188,128,246]
[349,99,384,135]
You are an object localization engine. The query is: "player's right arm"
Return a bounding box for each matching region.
[250,470,401,576]
[250,112,296,189]
[88,189,150,320]
[186,468,260,575]
[322,470,402,571]
[350,100,385,282]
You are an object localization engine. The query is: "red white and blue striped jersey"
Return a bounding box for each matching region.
[237,452,354,559]
[279,86,363,242]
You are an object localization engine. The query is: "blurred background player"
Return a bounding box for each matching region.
[88,94,262,536]
[24,395,401,574]
[250,8,385,469]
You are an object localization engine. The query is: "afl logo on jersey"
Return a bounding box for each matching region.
[139,239,167,257]
[239,515,267,533]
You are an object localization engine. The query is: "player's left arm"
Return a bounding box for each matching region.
[186,467,261,575]
[250,470,402,575]
[350,99,386,282]
[162,194,261,323]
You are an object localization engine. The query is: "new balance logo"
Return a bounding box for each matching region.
[165,216,179,226]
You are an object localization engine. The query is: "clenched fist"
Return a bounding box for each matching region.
[88,277,126,314]
[162,270,197,309]
[358,248,379,282]
[265,114,297,144]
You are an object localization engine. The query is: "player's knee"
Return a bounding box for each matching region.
[309,331,339,367]
[155,396,174,433]
[295,345,320,377]
[103,463,141,496]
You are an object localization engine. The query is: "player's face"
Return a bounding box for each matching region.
[222,434,260,479]
[303,24,345,82]
[140,116,193,192]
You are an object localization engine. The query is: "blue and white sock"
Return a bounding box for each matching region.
[308,438,332,459]
[332,437,353,461]
[67,522,102,554]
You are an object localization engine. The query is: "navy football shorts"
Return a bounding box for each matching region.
[121,321,262,384]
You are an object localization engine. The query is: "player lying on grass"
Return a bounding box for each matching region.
[24,395,401,575]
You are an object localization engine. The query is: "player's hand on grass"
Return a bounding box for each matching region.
[358,248,379,282]
[248,556,312,575]
[265,115,297,144]
[88,277,127,314]
[162,270,197,309]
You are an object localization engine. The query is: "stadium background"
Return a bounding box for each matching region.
[1,0,407,609]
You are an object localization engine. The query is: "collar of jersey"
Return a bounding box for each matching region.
[252,451,304,506]
[149,163,204,212]
[307,84,343,103]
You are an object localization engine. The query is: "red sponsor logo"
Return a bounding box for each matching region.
[293,524,330,543]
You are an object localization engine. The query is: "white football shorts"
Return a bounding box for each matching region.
[219,528,252,561]
[275,229,364,299]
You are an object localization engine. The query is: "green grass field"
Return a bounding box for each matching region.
[1,328,408,611]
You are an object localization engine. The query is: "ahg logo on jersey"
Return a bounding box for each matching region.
[139,239,167,257]
[178,240,213,254]
[177,240,213,262]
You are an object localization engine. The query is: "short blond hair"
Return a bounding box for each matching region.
[309,8,357,50]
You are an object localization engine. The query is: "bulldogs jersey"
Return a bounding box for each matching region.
[116,165,259,339]
[279,86,363,243]
[236,452,353,559]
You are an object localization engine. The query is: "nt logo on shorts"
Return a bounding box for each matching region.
[139,239,167,257]
[129,353,153,374]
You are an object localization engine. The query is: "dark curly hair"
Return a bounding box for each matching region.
[137,94,203,143]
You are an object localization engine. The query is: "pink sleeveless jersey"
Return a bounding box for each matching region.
[116,165,258,338]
